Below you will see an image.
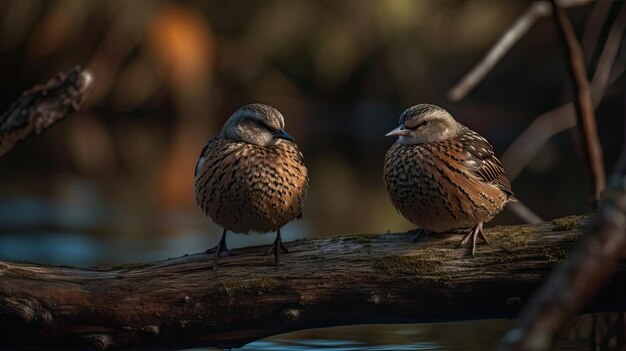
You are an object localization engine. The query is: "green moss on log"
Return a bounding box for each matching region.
[373,248,457,278]
[222,277,283,297]
[563,232,582,242]
[552,215,587,231]
[489,225,534,253]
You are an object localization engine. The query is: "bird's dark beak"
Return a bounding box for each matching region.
[385,126,411,137]
[275,128,295,142]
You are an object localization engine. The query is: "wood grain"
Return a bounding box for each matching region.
[1,215,625,350]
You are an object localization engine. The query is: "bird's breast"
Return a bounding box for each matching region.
[384,142,506,232]
[195,138,308,234]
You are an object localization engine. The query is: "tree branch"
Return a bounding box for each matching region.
[0,66,93,157]
[497,176,626,350]
[447,0,592,102]
[551,0,606,203]
[496,4,626,347]
[501,1,626,184]
[506,202,544,224]
[447,0,609,224]
[580,0,612,61]
[1,216,626,350]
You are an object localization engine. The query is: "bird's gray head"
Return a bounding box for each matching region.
[385,104,461,145]
[222,103,295,146]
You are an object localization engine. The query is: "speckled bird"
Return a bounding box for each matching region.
[384,104,516,255]
[194,103,308,270]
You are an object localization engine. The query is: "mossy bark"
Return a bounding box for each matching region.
[1,215,625,350]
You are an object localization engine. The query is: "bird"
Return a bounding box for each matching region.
[383,104,516,255]
[194,103,309,271]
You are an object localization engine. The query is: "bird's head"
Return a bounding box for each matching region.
[222,103,295,146]
[385,104,461,145]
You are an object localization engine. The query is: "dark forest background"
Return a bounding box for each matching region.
[0,0,624,265]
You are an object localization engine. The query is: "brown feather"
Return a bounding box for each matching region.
[384,129,513,233]
[455,127,516,200]
[195,136,308,234]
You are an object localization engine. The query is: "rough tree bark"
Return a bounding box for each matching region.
[1,215,626,350]
[0,66,93,157]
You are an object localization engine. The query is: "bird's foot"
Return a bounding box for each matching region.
[408,228,430,243]
[265,236,288,267]
[265,238,289,255]
[458,223,488,256]
[206,243,234,256]
[206,236,234,274]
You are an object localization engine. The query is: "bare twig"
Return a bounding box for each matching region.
[580,0,612,60]
[551,0,605,203]
[502,104,575,182]
[448,0,585,224]
[0,66,94,157]
[589,2,626,100]
[501,1,626,182]
[447,0,592,102]
[497,3,626,350]
[447,0,609,223]
[448,2,549,102]
[506,202,543,224]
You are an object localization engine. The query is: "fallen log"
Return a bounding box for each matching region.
[0,214,624,350]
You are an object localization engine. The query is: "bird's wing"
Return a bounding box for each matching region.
[195,136,220,178]
[456,128,516,200]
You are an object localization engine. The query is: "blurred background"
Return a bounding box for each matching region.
[0,0,624,268]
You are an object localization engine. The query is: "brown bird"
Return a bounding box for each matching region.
[194,103,308,270]
[383,104,516,255]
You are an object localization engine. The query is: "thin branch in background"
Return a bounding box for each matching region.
[580,0,612,61]
[497,2,626,349]
[501,2,626,182]
[447,0,592,102]
[498,116,626,350]
[497,174,626,350]
[589,2,626,100]
[448,0,622,223]
[507,202,543,224]
[446,0,595,223]
[502,104,575,182]
[551,0,605,203]
[447,2,549,102]
[0,66,94,157]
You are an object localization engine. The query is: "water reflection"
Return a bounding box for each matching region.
[184,321,591,351]
[238,338,438,351]
[0,196,307,266]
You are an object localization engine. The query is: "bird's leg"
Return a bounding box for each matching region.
[409,228,430,243]
[206,228,234,255]
[477,223,490,245]
[206,229,234,272]
[266,228,288,267]
[458,222,486,256]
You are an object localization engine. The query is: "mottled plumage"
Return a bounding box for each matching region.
[384,104,515,254]
[195,103,308,270]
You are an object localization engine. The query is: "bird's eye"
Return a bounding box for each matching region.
[418,120,430,128]
[246,117,271,130]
